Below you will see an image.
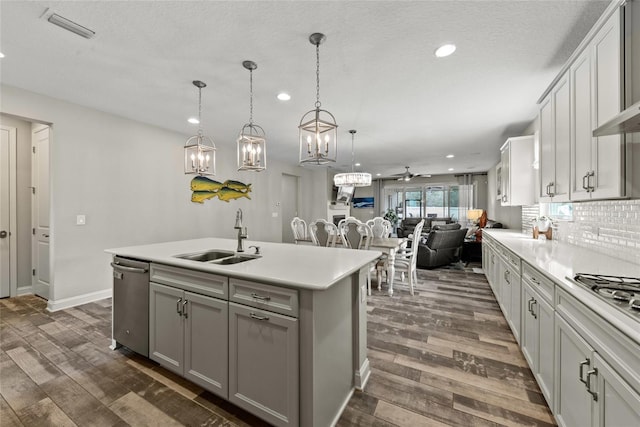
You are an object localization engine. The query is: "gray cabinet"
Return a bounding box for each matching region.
[499,135,535,206]
[571,9,625,201]
[496,246,521,343]
[593,353,640,426]
[539,72,571,202]
[228,279,299,427]
[149,278,228,398]
[521,281,554,408]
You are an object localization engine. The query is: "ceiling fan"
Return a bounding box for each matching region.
[393,166,430,181]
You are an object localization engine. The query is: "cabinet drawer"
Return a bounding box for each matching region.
[230,279,298,318]
[501,247,521,274]
[522,262,554,304]
[151,264,228,300]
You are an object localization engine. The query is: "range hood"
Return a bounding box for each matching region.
[593,0,640,136]
[593,100,640,136]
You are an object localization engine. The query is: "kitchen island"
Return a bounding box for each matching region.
[106,238,381,427]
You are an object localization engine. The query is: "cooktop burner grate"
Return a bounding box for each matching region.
[572,273,640,318]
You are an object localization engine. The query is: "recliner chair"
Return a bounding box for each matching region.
[416,224,468,269]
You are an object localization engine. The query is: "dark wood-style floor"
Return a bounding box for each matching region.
[0,265,556,426]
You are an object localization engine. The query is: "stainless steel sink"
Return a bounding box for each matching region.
[174,250,260,265]
[174,250,235,262]
[214,254,260,265]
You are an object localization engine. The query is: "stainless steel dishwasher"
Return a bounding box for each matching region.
[111,256,149,357]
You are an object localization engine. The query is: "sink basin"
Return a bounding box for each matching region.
[174,250,260,265]
[214,254,261,265]
[174,250,235,262]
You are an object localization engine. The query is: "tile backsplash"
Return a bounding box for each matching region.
[529,200,640,265]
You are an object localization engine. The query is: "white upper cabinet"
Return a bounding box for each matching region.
[571,9,624,201]
[539,72,571,202]
[500,135,535,206]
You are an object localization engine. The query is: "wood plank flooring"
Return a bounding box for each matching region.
[0,265,556,426]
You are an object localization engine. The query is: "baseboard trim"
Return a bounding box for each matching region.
[16,286,33,296]
[354,357,371,391]
[47,289,112,312]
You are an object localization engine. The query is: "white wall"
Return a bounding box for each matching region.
[1,84,326,308]
[0,114,32,290]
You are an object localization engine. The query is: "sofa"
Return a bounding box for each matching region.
[397,217,453,237]
[416,223,468,269]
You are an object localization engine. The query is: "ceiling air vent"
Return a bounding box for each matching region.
[47,13,95,39]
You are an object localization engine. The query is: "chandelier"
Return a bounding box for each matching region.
[237,60,266,171]
[333,130,372,187]
[184,80,216,176]
[299,32,337,165]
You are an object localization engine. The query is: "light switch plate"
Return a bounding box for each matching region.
[76,215,86,225]
[272,212,278,218]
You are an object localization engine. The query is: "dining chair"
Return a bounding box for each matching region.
[290,217,308,243]
[309,219,338,247]
[366,217,392,288]
[366,217,392,238]
[393,219,425,295]
[338,218,378,295]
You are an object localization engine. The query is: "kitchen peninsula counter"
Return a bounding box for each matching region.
[106,237,380,427]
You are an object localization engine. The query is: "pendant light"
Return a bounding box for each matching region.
[333,130,372,187]
[184,80,216,175]
[299,32,338,165]
[237,60,266,171]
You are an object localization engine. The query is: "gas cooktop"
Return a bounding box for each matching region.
[571,273,640,321]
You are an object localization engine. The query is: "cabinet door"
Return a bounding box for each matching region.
[537,295,554,408]
[229,302,298,427]
[521,283,538,370]
[539,95,554,202]
[593,353,640,427]
[509,271,521,344]
[500,144,510,205]
[149,282,184,374]
[592,10,624,199]
[499,258,511,319]
[184,291,228,398]
[570,49,593,201]
[555,314,595,427]
[553,73,571,201]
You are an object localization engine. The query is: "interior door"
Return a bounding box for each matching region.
[0,126,15,297]
[281,174,298,243]
[32,126,50,299]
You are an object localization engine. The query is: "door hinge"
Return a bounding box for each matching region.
[32,146,36,154]
[32,269,36,276]
[32,228,35,235]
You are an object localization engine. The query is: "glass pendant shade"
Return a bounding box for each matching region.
[184,80,216,176]
[299,32,338,165]
[237,60,266,171]
[333,129,371,187]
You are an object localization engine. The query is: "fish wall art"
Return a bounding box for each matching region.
[190,176,252,203]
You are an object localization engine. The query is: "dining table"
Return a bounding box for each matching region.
[368,236,406,296]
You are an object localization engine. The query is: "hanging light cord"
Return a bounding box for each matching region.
[351,133,355,173]
[197,86,203,137]
[249,68,254,125]
[315,41,321,109]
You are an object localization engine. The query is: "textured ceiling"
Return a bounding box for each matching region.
[0,0,610,178]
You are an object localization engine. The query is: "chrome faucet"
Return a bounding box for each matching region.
[234,209,247,252]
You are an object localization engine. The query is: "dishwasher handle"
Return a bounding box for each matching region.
[110,262,148,274]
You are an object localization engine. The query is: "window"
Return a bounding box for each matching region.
[384,184,473,222]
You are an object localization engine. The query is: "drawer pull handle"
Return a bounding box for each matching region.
[579,358,590,385]
[586,368,598,401]
[251,293,271,301]
[528,297,534,314]
[530,276,540,285]
[182,300,188,318]
[176,298,183,316]
[250,312,269,321]
[530,300,537,319]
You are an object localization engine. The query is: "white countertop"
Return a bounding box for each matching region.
[483,229,640,345]
[106,238,381,291]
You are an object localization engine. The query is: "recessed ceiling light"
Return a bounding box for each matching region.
[0,52,4,58]
[446,154,454,158]
[277,92,291,101]
[448,168,454,171]
[355,163,361,167]
[187,117,199,124]
[376,173,381,176]
[435,44,456,58]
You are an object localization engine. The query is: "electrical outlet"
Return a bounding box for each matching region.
[272,212,278,218]
[76,215,86,225]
